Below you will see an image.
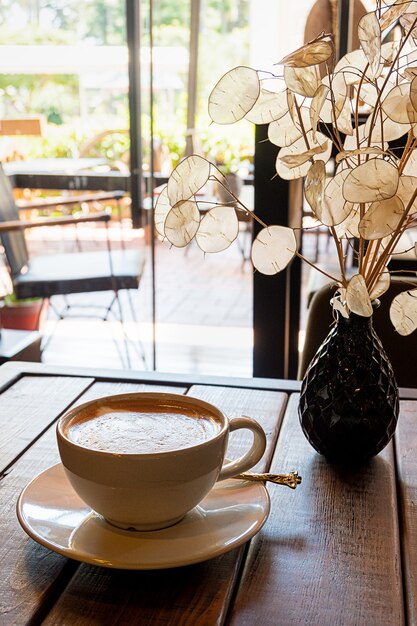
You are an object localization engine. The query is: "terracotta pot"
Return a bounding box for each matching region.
[0,299,47,331]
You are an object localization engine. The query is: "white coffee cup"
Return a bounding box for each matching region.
[56,392,267,530]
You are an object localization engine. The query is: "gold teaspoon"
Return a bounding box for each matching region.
[234,470,302,489]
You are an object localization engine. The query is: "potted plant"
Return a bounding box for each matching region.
[155,2,417,464]
[208,139,245,205]
[0,293,47,332]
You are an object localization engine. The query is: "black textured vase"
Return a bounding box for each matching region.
[299,309,399,465]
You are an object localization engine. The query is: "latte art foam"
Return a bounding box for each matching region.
[66,407,221,454]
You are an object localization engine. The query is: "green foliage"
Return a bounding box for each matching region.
[80,129,130,163]
[81,0,126,44]
[0,0,252,173]
[152,0,190,30]
[0,24,73,44]
[202,135,253,174]
[2,123,79,160]
[0,74,79,121]
[3,293,41,306]
[0,1,126,45]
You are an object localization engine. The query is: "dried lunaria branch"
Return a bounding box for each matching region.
[160,16,417,335]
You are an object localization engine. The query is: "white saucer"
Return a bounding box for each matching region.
[17,463,270,570]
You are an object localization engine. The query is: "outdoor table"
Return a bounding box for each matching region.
[3,158,109,176]
[1,360,416,625]
[3,158,131,193]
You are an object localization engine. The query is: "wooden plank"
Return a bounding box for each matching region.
[0,362,22,393]
[0,380,180,626]
[0,361,302,394]
[0,427,77,625]
[400,387,417,400]
[188,385,288,473]
[229,394,404,626]
[41,386,288,626]
[0,375,94,474]
[69,380,188,405]
[394,400,417,625]
[0,329,41,361]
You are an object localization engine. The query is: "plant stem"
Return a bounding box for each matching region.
[364,239,382,292]
[330,226,347,285]
[358,203,366,273]
[294,98,310,150]
[209,175,268,228]
[367,14,417,148]
[362,238,377,275]
[398,132,417,175]
[293,250,340,282]
[366,185,417,289]
[328,72,344,150]
[322,121,344,153]
[354,68,369,163]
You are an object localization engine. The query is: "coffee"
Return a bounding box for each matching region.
[58,391,266,529]
[65,404,221,454]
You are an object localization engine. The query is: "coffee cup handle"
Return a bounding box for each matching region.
[217,416,267,481]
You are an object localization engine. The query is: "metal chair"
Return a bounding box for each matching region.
[0,164,147,368]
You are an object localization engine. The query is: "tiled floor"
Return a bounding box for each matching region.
[22,216,333,378]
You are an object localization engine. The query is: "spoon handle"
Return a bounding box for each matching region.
[234,470,302,489]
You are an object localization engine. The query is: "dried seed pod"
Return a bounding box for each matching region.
[154,185,172,237]
[346,274,373,317]
[358,196,404,240]
[380,0,411,31]
[358,12,381,79]
[245,88,288,124]
[334,49,373,85]
[278,39,333,68]
[369,269,391,301]
[268,109,310,148]
[310,84,329,141]
[208,66,260,125]
[364,111,409,143]
[164,199,200,248]
[284,65,321,97]
[321,169,354,226]
[381,82,417,125]
[276,131,331,181]
[390,289,417,335]
[195,206,239,253]
[397,175,417,213]
[335,206,360,238]
[343,159,399,203]
[319,72,347,122]
[278,140,328,168]
[304,160,326,215]
[336,147,386,165]
[167,155,211,206]
[251,225,297,275]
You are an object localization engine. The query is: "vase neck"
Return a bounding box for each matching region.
[336,311,373,329]
[332,297,379,330]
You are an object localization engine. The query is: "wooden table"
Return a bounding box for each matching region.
[0,329,41,364]
[3,158,109,176]
[1,361,417,626]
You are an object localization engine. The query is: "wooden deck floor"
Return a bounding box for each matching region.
[23,219,332,378]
